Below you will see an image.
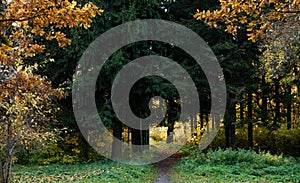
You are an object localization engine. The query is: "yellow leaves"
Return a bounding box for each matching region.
[61,0,72,8]
[72,148,81,154]
[207,22,218,28]
[225,25,235,34]
[260,23,268,30]
[247,33,257,42]
[46,32,72,48]
[269,0,276,4]
[97,9,104,15]
[259,0,267,8]
[206,9,211,17]
[213,22,218,28]
[241,4,250,14]
[70,1,77,8]
[24,44,45,57]
[227,7,231,13]
[0,0,101,150]
[33,63,39,70]
[6,83,12,88]
[236,5,242,13]
[1,0,104,57]
[31,27,45,36]
[193,10,201,20]
[194,0,299,42]
[247,26,253,32]
[239,16,247,24]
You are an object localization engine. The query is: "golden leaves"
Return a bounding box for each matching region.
[1,0,103,51]
[194,0,300,42]
[46,31,72,47]
[0,0,96,147]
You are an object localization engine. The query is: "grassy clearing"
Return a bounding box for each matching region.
[170,148,300,183]
[11,148,300,183]
[11,160,156,183]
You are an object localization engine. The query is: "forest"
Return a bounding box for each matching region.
[0,0,299,182]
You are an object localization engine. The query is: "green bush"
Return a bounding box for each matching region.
[208,126,300,156]
[255,128,300,156]
[15,141,65,165]
[15,133,104,165]
[170,148,300,183]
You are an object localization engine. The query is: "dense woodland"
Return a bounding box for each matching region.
[0,0,299,182]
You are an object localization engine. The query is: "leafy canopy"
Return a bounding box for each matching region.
[194,0,300,42]
[0,1,103,182]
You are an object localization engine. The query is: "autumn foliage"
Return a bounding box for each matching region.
[0,1,103,182]
[194,0,300,42]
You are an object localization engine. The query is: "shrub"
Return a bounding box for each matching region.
[15,132,104,165]
[150,133,164,142]
[171,148,300,183]
[208,126,300,156]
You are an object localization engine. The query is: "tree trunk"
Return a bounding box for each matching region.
[286,86,292,129]
[142,130,149,147]
[131,129,139,150]
[240,95,244,122]
[5,120,12,183]
[261,76,268,126]
[111,120,122,159]
[0,157,12,183]
[200,110,204,129]
[230,104,236,149]
[4,153,12,183]
[191,114,195,136]
[0,158,4,183]
[225,96,237,149]
[247,91,253,149]
[224,103,231,148]
[274,79,280,128]
[166,125,174,143]
[131,128,149,151]
[166,99,178,143]
[205,112,209,133]
[225,121,230,148]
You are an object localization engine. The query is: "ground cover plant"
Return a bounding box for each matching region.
[11,148,300,183]
[11,160,156,183]
[170,148,300,183]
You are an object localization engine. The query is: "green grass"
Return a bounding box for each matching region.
[170,148,300,183]
[11,148,300,183]
[11,160,156,183]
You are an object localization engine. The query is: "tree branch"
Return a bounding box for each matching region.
[0,15,39,23]
[0,5,54,23]
[278,10,300,14]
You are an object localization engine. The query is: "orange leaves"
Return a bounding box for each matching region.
[0,64,66,109]
[0,0,102,108]
[194,0,300,42]
[194,9,202,20]
[0,0,92,140]
[0,0,93,164]
[46,32,72,47]
[225,25,238,35]
[0,0,102,109]
[24,44,45,57]
[239,16,248,24]
[1,0,103,54]
[49,1,103,29]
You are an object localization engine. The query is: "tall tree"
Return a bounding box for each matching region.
[0,1,102,182]
[193,0,300,149]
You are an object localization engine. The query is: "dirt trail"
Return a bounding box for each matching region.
[153,154,181,183]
